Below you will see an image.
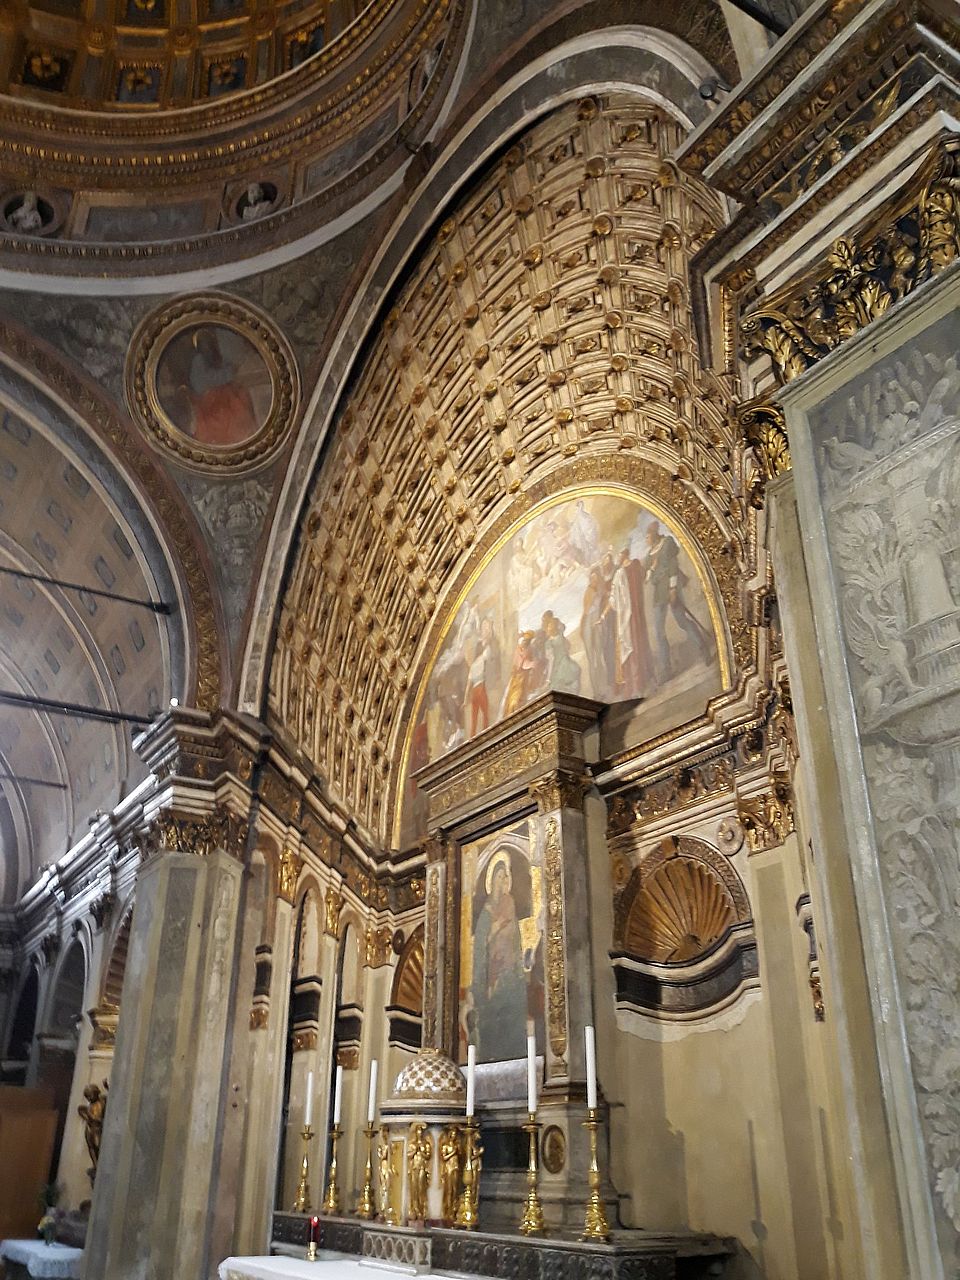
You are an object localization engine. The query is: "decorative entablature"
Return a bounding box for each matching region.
[414,691,601,834]
[678,0,959,459]
[0,0,464,274]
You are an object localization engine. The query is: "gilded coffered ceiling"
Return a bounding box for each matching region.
[270,94,768,852]
[1,0,367,110]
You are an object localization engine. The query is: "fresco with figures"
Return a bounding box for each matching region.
[156,323,273,448]
[403,490,723,843]
[458,820,545,1065]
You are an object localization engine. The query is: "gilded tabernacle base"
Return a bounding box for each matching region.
[272,1214,734,1280]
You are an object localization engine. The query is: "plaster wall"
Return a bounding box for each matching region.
[586,793,855,1280]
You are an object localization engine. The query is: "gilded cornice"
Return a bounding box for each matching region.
[679,0,952,187]
[740,141,960,384]
[0,0,441,180]
[0,0,464,274]
[3,0,381,117]
[0,316,222,711]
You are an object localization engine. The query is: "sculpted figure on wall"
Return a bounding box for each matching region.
[406,1122,433,1222]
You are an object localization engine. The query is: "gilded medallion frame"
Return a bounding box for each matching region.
[126,293,300,472]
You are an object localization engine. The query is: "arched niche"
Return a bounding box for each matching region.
[46,940,86,1040]
[388,925,424,1050]
[611,836,757,1020]
[4,963,40,1081]
[295,890,322,982]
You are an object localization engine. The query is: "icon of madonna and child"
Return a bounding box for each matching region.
[408,490,720,769]
[458,827,545,1065]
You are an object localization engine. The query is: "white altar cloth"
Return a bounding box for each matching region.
[0,1240,84,1278]
[219,1258,419,1280]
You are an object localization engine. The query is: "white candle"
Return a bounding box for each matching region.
[466,1044,476,1118]
[332,1064,343,1126]
[585,1025,598,1111]
[526,1033,538,1115]
[367,1059,379,1124]
[304,1070,315,1129]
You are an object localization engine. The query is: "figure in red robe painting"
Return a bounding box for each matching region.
[163,327,263,446]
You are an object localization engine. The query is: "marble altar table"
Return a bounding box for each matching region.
[0,1240,84,1279]
[219,1259,417,1280]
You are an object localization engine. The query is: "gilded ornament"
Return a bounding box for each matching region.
[78,1081,108,1186]
[530,770,586,813]
[364,925,393,968]
[249,1006,269,1030]
[544,818,568,1069]
[324,886,343,935]
[737,773,795,852]
[277,848,302,903]
[292,1029,318,1052]
[741,142,960,384]
[406,1122,433,1221]
[439,1125,462,1223]
[148,807,247,862]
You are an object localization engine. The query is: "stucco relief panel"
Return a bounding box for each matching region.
[812,307,960,1266]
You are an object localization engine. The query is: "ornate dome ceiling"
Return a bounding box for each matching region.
[0,0,463,276]
[2,0,366,110]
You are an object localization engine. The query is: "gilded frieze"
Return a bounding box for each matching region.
[741,143,960,384]
[271,95,762,850]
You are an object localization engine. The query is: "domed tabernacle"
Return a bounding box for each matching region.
[390,1047,466,1108]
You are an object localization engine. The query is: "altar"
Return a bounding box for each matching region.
[0,1240,84,1279]
[219,1257,398,1280]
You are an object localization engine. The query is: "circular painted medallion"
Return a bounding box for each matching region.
[127,294,299,471]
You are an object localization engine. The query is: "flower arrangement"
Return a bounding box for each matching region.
[37,1183,61,1245]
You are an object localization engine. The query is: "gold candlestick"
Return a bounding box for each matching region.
[292,1125,315,1213]
[581,1108,610,1242]
[321,1124,342,1215]
[354,1124,377,1219]
[519,1113,546,1235]
[455,1118,482,1229]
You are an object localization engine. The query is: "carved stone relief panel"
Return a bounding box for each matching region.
[802,301,960,1271]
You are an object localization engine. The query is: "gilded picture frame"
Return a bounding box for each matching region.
[126,293,300,472]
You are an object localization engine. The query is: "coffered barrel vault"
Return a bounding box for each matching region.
[270,95,771,851]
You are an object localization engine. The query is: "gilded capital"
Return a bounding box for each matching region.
[530,770,588,813]
[141,807,247,862]
[737,773,795,852]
